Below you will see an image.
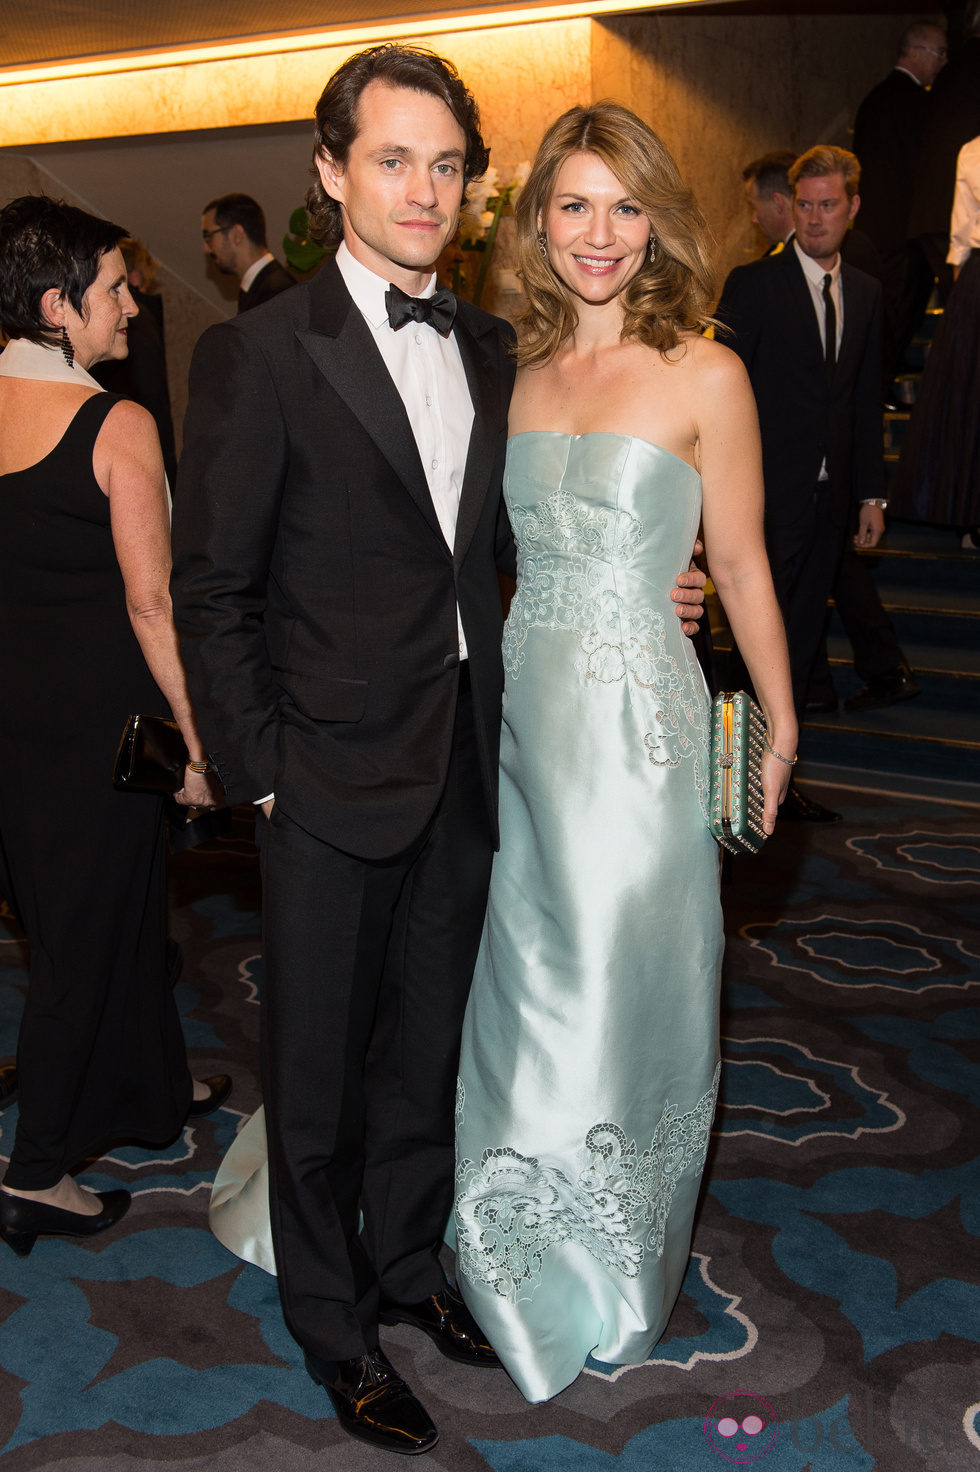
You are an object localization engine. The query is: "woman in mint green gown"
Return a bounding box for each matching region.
[452,105,797,1403]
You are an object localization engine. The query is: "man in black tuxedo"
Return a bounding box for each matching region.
[717,146,886,822]
[853,20,947,372]
[200,192,295,312]
[173,44,704,1455]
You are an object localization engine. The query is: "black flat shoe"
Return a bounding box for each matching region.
[0,1188,131,1257]
[305,1348,438,1455]
[843,666,920,711]
[781,781,842,824]
[187,1074,232,1117]
[0,1065,18,1110]
[380,1284,499,1367]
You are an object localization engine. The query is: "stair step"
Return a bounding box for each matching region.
[824,635,980,680]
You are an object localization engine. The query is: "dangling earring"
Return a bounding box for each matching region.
[60,326,75,368]
[537,232,549,260]
[647,237,657,262]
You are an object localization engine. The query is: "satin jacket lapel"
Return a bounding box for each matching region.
[452,307,503,565]
[295,261,443,544]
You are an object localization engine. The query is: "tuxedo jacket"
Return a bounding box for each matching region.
[853,69,929,249]
[172,257,516,859]
[715,245,884,530]
[237,258,296,313]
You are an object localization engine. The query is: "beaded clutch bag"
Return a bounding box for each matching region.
[708,691,768,855]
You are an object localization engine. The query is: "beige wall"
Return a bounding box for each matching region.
[0,11,929,438]
[590,11,934,292]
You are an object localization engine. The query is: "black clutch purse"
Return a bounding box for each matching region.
[708,691,768,855]
[113,714,188,794]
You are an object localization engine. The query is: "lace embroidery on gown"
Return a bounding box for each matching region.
[503,489,709,814]
[454,1063,720,1303]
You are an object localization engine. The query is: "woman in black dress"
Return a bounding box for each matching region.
[0,196,226,1256]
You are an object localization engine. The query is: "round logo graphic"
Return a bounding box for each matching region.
[704,1393,780,1463]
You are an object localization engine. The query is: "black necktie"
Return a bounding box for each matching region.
[822,273,837,375]
[385,283,457,338]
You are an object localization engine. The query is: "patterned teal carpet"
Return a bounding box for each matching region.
[0,790,977,1470]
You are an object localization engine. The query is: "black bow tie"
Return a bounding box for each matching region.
[385,283,457,337]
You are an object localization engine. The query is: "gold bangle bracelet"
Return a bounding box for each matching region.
[763,735,797,767]
[186,759,213,775]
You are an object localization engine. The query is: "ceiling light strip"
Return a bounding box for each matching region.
[0,0,705,86]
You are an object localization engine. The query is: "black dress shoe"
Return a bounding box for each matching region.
[0,1066,18,1110]
[380,1284,499,1367]
[305,1348,438,1455]
[187,1074,232,1117]
[843,666,921,711]
[0,1188,131,1257]
[781,781,842,823]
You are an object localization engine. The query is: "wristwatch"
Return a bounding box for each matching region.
[861,498,889,508]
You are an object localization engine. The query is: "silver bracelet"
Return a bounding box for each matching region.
[763,734,797,767]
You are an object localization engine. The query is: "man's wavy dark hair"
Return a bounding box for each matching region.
[305,44,489,248]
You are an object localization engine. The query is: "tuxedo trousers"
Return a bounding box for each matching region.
[766,482,849,720]
[258,671,494,1360]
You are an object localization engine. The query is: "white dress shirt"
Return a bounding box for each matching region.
[948,135,980,267]
[793,237,844,358]
[336,242,474,660]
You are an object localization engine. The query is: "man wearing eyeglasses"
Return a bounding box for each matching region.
[201,192,295,313]
[852,21,947,376]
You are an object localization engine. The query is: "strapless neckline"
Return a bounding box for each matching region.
[507,429,701,482]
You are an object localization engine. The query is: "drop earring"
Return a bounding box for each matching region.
[537,232,549,260]
[60,327,75,368]
[648,237,657,261]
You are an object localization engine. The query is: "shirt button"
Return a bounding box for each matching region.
[415,333,423,344]
[425,395,432,406]
[431,459,438,469]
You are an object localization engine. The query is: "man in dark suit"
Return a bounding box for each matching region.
[742,150,798,253]
[908,2,980,301]
[200,192,295,312]
[718,145,886,822]
[853,20,947,372]
[174,44,703,1455]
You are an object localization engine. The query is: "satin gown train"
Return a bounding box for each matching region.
[452,432,723,1402]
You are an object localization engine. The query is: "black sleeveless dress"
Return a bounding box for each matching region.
[0,391,191,1190]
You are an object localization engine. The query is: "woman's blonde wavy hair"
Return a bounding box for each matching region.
[515,103,715,367]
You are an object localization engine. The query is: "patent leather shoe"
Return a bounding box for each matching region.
[380,1284,499,1367]
[304,1348,438,1455]
[187,1074,232,1117]
[0,1066,18,1109]
[781,781,841,824]
[0,1187,131,1257]
[843,666,920,711]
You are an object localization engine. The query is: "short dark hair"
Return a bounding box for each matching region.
[742,151,798,200]
[0,195,127,347]
[203,192,268,247]
[305,43,489,248]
